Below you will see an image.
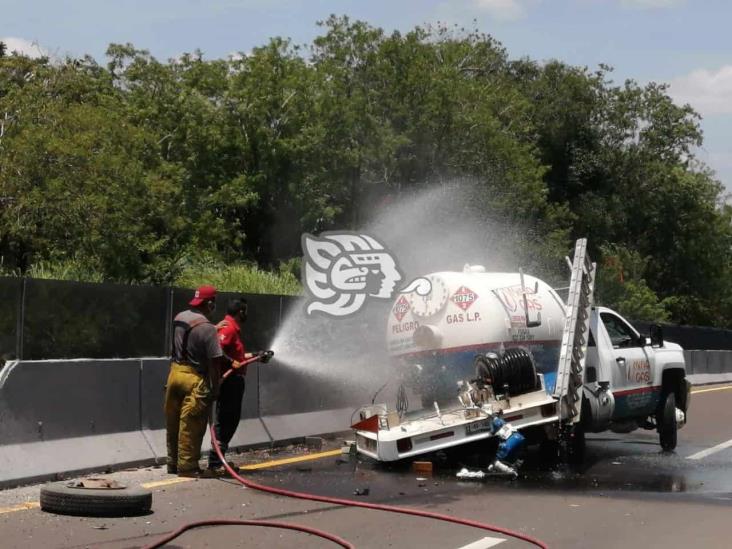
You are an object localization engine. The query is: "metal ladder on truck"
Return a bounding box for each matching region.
[553,238,596,425]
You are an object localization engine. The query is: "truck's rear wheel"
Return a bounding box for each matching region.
[659,391,677,451]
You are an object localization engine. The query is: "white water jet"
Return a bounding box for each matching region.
[269,180,557,404]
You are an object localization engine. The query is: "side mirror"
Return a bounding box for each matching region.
[650,324,664,347]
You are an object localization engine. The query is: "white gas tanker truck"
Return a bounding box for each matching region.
[354,239,691,463]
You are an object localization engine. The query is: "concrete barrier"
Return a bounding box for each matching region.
[0,357,276,487]
[260,407,356,442]
[683,350,693,374]
[257,296,393,441]
[4,345,732,489]
[258,355,385,441]
[139,359,271,461]
[209,363,272,453]
[139,357,170,461]
[689,350,708,375]
[707,351,732,374]
[0,359,155,488]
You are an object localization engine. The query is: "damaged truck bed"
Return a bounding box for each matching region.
[355,378,558,462]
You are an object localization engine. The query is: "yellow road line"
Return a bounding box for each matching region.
[691,385,732,395]
[0,502,40,515]
[240,449,342,470]
[141,477,195,489]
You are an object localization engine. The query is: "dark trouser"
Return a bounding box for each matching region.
[208,374,246,468]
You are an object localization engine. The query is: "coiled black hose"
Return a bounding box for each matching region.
[474,348,540,396]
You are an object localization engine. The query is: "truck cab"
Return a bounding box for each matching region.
[583,306,690,449]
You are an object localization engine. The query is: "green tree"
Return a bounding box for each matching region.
[595,244,672,322]
[0,55,186,282]
[515,61,732,325]
[1,19,730,327]
[306,18,569,267]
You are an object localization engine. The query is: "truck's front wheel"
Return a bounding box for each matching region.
[659,391,678,451]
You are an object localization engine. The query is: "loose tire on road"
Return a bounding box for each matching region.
[40,481,152,517]
[659,391,678,451]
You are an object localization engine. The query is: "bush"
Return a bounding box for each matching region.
[1,260,104,283]
[174,260,302,295]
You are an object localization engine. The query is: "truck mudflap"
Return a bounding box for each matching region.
[681,379,691,423]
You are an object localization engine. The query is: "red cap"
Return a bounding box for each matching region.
[189,285,217,307]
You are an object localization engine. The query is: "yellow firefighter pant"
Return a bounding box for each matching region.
[164,363,213,472]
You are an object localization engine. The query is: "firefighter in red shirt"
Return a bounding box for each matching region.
[207,297,271,470]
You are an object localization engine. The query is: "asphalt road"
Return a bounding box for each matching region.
[2,383,732,549]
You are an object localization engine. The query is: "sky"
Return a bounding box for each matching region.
[2,0,731,193]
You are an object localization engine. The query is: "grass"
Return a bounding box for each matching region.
[174,261,302,296]
[2,260,105,283]
[1,258,303,296]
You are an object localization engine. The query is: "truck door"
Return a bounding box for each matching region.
[598,311,657,419]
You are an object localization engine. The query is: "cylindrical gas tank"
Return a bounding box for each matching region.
[387,267,567,395]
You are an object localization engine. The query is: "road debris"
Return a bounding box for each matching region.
[456,468,486,480]
[412,461,433,476]
[305,437,324,451]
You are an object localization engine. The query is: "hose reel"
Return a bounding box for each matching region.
[473,348,540,397]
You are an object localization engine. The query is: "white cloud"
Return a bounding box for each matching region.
[668,65,732,116]
[473,0,528,21]
[620,0,684,8]
[0,37,49,58]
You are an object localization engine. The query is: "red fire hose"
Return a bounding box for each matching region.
[144,356,549,548]
[143,518,353,548]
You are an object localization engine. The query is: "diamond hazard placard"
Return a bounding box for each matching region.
[451,286,478,311]
[393,295,410,321]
